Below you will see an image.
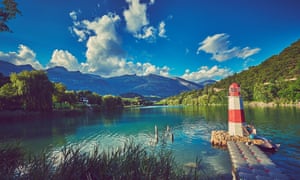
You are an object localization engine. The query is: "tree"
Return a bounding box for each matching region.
[103,95,123,110]
[0,82,21,110]
[52,82,67,107]
[10,70,54,111]
[0,0,21,32]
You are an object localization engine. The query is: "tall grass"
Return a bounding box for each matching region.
[0,142,25,179]
[0,142,212,179]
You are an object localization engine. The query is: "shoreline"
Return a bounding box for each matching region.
[244,101,300,108]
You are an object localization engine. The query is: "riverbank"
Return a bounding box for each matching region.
[0,109,88,122]
[244,101,300,108]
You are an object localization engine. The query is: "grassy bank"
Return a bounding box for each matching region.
[0,142,210,180]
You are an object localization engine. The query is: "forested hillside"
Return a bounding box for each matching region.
[161,39,300,105]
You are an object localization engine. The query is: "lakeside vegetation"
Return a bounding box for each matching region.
[0,70,153,113]
[160,39,300,106]
[0,142,209,180]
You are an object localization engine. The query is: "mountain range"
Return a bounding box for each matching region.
[0,60,214,98]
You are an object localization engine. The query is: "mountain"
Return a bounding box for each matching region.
[198,80,216,87]
[161,39,300,105]
[108,73,203,98]
[46,66,116,95]
[213,39,300,90]
[0,60,34,76]
[0,61,203,98]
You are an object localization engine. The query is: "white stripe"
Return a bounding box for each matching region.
[228,96,244,110]
[228,122,245,136]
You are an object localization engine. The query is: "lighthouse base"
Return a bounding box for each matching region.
[210,130,264,147]
[228,122,245,136]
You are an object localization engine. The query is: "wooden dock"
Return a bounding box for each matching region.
[227,141,289,180]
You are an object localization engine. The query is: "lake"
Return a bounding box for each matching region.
[0,106,299,179]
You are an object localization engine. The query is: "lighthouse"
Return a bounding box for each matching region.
[228,83,245,136]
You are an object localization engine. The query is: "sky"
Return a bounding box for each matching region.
[0,0,300,83]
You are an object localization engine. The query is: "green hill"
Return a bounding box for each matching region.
[160,39,300,105]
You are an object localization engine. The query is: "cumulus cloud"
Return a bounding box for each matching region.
[69,12,170,77]
[123,0,167,41]
[0,44,43,69]
[80,13,126,76]
[181,65,232,83]
[136,62,170,76]
[123,0,148,34]
[69,10,91,42]
[134,26,156,41]
[197,33,260,62]
[158,21,167,38]
[48,50,80,71]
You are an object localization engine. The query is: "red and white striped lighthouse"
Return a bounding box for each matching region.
[228,83,245,136]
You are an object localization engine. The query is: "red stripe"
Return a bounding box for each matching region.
[228,109,245,123]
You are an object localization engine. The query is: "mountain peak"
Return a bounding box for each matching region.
[0,60,34,76]
[47,66,69,72]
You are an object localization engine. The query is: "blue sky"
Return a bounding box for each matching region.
[0,0,300,83]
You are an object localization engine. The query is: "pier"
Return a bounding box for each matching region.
[227,141,289,180]
[211,83,288,179]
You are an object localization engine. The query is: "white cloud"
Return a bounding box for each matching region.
[48,50,80,71]
[123,0,166,41]
[158,21,167,38]
[78,13,124,76]
[197,33,260,62]
[135,26,156,41]
[149,0,155,5]
[181,65,232,83]
[69,12,170,77]
[69,11,77,21]
[123,0,149,34]
[123,62,170,76]
[0,44,43,69]
[69,10,90,42]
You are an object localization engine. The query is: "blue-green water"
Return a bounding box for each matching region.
[0,106,299,179]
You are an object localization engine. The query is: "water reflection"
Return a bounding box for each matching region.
[0,106,299,179]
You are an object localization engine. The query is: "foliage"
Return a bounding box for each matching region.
[0,142,204,180]
[9,70,54,111]
[0,142,24,178]
[160,39,300,105]
[102,95,123,110]
[0,70,127,112]
[0,70,54,111]
[122,96,154,106]
[0,0,21,32]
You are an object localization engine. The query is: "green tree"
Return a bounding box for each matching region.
[64,91,77,105]
[0,82,21,110]
[52,82,67,107]
[0,0,21,32]
[103,95,123,110]
[10,70,54,111]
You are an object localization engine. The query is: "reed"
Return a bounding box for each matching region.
[1,142,211,179]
